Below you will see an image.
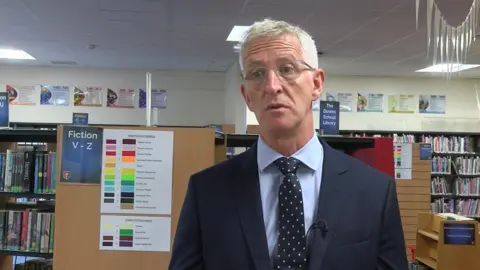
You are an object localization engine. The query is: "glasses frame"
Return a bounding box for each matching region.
[240,60,315,84]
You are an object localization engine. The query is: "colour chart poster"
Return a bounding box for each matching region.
[99,215,171,252]
[100,129,174,215]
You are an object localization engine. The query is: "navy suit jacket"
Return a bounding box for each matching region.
[169,138,408,270]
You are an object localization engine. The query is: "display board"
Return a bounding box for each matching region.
[395,143,431,260]
[53,126,216,269]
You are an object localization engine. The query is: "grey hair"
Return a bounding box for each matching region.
[238,18,318,71]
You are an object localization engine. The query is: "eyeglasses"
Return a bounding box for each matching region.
[241,59,314,86]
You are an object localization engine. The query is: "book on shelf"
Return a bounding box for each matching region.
[431,156,451,174]
[431,176,480,196]
[454,156,480,175]
[421,135,475,153]
[456,199,480,218]
[431,198,480,218]
[14,259,52,270]
[0,151,56,194]
[0,210,54,253]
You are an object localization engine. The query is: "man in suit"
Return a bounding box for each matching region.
[169,18,407,270]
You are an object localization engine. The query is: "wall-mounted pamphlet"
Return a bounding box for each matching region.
[139,89,167,109]
[5,84,37,105]
[99,215,171,252]
[100,129,174,215]
[40,85,70,106]
[387,94,415,113]
[325,92,355,112]
[107,88,135,108]
[0,92,9,128]
[74,87,103,107]
[60,126,103,184]
[319,101,339,135]
[72,113,89,126]
[419,94,446,114]
[356,93,384,112]
[394,142,413,180]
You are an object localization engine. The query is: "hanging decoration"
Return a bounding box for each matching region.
[416,0,479,75]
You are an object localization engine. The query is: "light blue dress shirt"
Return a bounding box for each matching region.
[257,135,324,259]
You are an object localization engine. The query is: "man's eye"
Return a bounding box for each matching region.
[279,65,295,74]
[251,70,264,78]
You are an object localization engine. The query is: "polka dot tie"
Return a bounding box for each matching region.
[273,157,307,269]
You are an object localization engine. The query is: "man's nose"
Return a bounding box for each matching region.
[264,70,282,94]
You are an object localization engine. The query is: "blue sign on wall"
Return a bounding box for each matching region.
[72,113,89,126]
[319,101,340,135]
[60,126,103,184]
[419,143,432,160]
[0,92,9,128]
[444,223,475,245]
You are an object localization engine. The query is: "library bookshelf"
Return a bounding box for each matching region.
[0,127,57,270]
[340,130,480,220]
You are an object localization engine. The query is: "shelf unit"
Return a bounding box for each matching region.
[335,130,480,220]
[0,128,58,269]
[416,212,479,269]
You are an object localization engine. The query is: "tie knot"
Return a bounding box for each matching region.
[273,157,301,175]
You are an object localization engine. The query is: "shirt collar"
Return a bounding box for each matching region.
[257,134,324,172]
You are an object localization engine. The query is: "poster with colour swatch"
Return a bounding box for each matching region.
[139,89,167,109]
[394,142,413,180]
[100,129,174,215]
[5,84,37,105]
[99,215,171,251]
[419,94,446,114]
[356,93,384,112]
[107,88,135,108]
[40,85,70,106]
[74,87,103,107]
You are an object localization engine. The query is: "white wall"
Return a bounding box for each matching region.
[224,63,246,134]
[0,65,225,126]
[247,75,480,132]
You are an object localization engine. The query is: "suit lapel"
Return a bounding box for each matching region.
[308,138,349,270]
[234,145,271,270]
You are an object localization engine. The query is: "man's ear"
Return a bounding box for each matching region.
[240,84,253,111]
[312,68,325,100]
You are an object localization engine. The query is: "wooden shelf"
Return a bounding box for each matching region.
[416,213,479,270]
[0,250,52,258]
[417,229,439,241]
[416,256,438,269]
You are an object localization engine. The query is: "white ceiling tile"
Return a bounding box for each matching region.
[237,3,315,25]
[0,0,479,76]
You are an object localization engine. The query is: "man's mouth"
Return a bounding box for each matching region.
[267,103,288,110]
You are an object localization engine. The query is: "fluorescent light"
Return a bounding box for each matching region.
[416,63,480,73]
[226,25,250,42]
[0,49,35,60]
[233,43,241,53]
